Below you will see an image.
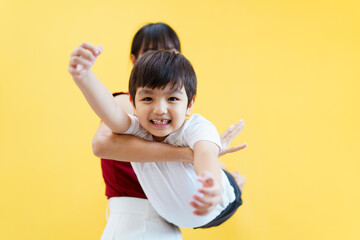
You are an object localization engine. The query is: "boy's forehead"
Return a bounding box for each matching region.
[136,86,185,96]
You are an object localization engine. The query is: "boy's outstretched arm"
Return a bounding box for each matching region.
[68,42,130,133]
[193,141,222,186]
[191,141,223,215]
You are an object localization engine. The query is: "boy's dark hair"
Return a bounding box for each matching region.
[129,50,197,107]
[131,23,181,59]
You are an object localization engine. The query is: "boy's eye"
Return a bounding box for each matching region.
[142,97,153,101]
[168,97,179,101]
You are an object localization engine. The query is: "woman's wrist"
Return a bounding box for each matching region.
[177,147,194,163]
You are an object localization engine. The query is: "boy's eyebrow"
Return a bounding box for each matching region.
[137,89,153,96]
[167,89,184,95]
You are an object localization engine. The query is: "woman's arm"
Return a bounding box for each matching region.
[92,92,246,163]
[92,95,247,163]
[93,121,194,163]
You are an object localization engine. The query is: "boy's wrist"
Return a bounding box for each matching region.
[73,70,92,85]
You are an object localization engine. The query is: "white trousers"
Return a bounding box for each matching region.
[100,197,182,240]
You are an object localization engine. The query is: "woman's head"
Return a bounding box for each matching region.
[130,23,181,63]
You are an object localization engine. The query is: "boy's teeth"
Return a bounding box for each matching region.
[152,119,170,124]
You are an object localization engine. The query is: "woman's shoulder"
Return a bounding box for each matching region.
[112,91,129,97]
[113,92,134,115]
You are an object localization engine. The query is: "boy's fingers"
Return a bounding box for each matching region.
[191,197,219,216]
[198,171,212,180]
[198,186,220,196]
[190,197,217,213]
[190,200,211,210]
[190,201,201,209]
[72,47,96,62]
[190,202,212,213]
[198,180,221,194]
[198,176,215,188]
[76,64,83,71]
[193,209,210,216]
[192,194,218,207]
[96,45,104,54]
[69,57,92,70]
[80,42,99,55]
[70,57,91,70]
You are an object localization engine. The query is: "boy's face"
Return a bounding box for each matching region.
[132,84,194,142]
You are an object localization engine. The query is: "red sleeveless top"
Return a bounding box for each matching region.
[101,159,146,199]
[100,92,146,199]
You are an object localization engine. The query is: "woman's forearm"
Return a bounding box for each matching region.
[92,122,194,163]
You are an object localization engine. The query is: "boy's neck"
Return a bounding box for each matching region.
[152,135,168,142]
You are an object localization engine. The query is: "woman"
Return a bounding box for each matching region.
[82,23,246,239]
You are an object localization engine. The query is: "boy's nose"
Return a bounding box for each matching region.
[153,101,168,115]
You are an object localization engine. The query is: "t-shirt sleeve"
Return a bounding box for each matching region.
[122,114,150,140]
[123,114,140,135]
[183,114,222,152]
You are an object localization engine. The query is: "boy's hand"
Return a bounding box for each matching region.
[68,42,103,81]
[190,171,222,216]
[219,119,247,157]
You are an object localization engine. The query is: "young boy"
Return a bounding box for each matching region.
[69,47,242,228]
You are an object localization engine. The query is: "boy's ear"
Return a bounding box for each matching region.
[129,95,136,116]
[186,96,196,116]
[130,54,136,65]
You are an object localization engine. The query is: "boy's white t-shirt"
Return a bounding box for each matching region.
[124,113,235,228]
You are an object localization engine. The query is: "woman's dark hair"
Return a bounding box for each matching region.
[129,50,196,107]
[131,23,181,59]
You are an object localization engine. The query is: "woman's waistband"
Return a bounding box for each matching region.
[108,197,162,220]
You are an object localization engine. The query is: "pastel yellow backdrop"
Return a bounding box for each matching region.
[1,0,359,239]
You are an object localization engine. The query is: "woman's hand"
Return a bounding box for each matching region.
[219,119,247,157]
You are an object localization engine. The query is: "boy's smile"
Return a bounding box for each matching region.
[133,85,194,142]
[151,119,171,126]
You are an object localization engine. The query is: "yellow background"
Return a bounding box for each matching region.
[1,0,359,239]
